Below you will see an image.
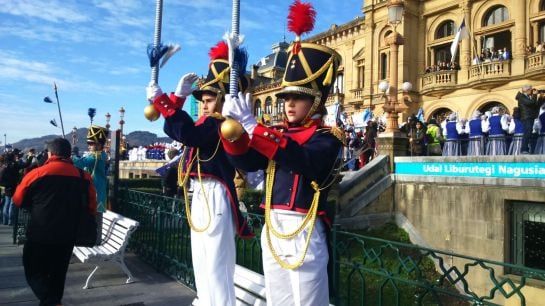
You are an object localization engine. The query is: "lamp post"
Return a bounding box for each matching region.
[381,0,406,133]
[3,134,6,152]
[376,0,411,166]
[105,112,112,153]
[119,107,125,151]
[72,126,78,146]
[43,82,66,138]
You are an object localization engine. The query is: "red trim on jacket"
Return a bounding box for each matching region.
[13,156,97,215]
[184,171,254,239]
[249,125,288,159]
[153,93,186,118]
[220,132,250,155]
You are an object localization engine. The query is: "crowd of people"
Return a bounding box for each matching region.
[396,85,545,157]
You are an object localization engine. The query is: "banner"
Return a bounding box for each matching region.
[325,103,339,127]
[396,162,545,179]
[450,18,469,63]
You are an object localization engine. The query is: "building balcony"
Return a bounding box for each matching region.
[326,92,345,105]
[525,52,545,78]
[420,70,458,97]
[467,60,511,89]
[343,89,363,107]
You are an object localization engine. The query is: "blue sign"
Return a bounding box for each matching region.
[395,162,545,179]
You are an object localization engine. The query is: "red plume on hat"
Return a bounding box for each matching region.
[208,41,229,66]
[287,0,316,54]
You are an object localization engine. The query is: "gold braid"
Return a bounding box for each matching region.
[178,139,222,233]
[264,160,321,270]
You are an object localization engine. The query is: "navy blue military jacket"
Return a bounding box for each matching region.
[221,121,343,227]
[164,109,254,238]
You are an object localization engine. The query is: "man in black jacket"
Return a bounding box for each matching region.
[515,85,540,153]
[13,138,97,306]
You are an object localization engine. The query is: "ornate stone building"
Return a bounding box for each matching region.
[251,0,545,127]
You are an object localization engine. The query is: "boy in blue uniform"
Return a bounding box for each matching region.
[219,2,344,304]
[146,41,253,306]
[73,125,108,245]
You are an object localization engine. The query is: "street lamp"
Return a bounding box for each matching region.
[380,0,407,133]
[43,82,66,138]
[72,126,78,146]
[119,107,126,150]
[3,134,6,152]
[105,112,112,153]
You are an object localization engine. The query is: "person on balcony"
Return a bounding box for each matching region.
[515,85,540,154]
[485,107,509,156]
[466,111,486,156]
[441,113,464,156]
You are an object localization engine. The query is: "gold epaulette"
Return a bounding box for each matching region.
[317,127,346,146]
[209,112,224,120]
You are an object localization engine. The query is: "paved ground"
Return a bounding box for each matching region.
[0,224,196,306]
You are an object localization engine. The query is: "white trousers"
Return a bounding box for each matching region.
[190,178,236,306]
[261,211,329,306]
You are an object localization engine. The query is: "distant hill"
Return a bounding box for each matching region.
[11,129,172,152]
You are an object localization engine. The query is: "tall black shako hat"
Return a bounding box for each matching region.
[276,0,341,120]
[192,41,250,101]
[86,108,107,145]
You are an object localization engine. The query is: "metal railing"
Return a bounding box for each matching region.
[331,227,545,305]
[14,189,545,305]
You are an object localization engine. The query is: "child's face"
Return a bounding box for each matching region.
[284,95,313,124]
[200,93,219,116]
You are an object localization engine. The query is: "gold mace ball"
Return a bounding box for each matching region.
[221,118,244,142]
[144,104,160,121]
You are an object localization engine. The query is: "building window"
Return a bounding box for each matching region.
[265,97,273,115]
[428,107,453,124]
[477,101,509,115]
[380,53,388,80]
[333,73,344,94]
[541,0,545,11]
[483,6,509,27]
[511,201,545,270]
[357,60,365,89]
[275,98,284,117]
[435,20,455,39]
[434,44,453,64]
[539,22,545,44]
[254,99,262,118]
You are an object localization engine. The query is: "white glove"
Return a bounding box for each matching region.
[175,73,199,98]
[223,92,257,135]
[146,81,163,102]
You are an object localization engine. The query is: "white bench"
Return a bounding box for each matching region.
[73,210,139,289]
[191,264,266,306]
[234,265,267,306]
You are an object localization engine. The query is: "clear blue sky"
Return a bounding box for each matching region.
[0,0,363,144]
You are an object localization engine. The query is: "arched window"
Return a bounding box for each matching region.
[265,97,273,115]
[477,101,509,115]
[275,98,284,117]
[483,6,509,27]
[381,30,392,48]
[428,107,454,124]
[435,20,455,39]
[380,53,388,80]
[541,0,545,11]
[254,99,262,118]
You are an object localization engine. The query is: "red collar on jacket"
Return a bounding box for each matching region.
[283,118,322,145]
[45,155,73,164]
